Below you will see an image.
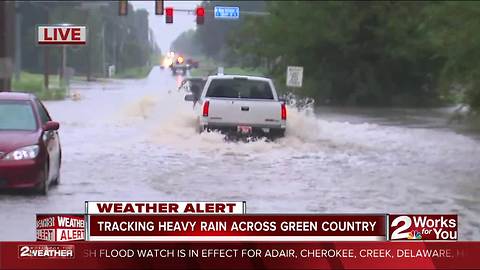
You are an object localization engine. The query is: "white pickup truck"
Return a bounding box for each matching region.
[184,75,287,138]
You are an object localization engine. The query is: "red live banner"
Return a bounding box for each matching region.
[1,241,479,269]
[87,214,386,241]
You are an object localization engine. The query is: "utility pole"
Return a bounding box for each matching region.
[44,47,49,90]
[43,9,50,90]
[86,9,92,81]
[113,27,117,69]
[14,1,21,81]
[101,22,106,78]
[59,45,66,85]
[0,1,14,91]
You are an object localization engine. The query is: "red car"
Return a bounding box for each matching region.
[0,92,61,195]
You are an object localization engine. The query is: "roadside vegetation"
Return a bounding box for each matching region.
[12,72,66,101]
[186,56,266,77]
[16,2,159,83]
[172,1,480,112]
[114,66,152,79]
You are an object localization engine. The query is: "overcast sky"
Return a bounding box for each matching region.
[131,1,201,54]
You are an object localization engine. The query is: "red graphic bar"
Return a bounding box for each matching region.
[38,41,86,45]
[0,241,479,269]
[87,214,386,241]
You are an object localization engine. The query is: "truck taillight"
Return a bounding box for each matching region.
[203,100,210,117]
[281,103,287,120]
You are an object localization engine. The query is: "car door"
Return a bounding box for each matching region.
[35,99,61,181]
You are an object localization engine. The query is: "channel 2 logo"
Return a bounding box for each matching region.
[389,214,457,241]
[18,245,75,259]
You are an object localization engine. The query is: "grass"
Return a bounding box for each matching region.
[190,64,267,77]
[188,56,267,77]
[12,72,67,101]
[114,66,152,79]
[223,67,266,76]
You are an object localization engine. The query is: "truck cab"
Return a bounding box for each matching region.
[185,75,286,139]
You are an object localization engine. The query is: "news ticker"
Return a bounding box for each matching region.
[35,201,457,242]
[6,242,480,269]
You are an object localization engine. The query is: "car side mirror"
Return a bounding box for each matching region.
[278,97,286,103]
[43,121,60,131]
[184,94,195,102]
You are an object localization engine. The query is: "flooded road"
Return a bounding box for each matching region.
[1,66,479,240]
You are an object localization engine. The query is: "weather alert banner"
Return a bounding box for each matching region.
[86,214,386,241]
[14,205,475,269]
[36,214,85,242]
[85,201,247,215]
[388,214,458,241]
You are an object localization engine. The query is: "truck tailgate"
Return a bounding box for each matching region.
[207,99,282,127]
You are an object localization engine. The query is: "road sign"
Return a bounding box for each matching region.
[214,6,240,19]
[286,66,303,87]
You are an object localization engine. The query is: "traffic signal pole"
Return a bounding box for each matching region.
[0,1,14,91]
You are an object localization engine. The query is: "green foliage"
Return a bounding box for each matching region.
[171,1,266,64]
[114,66,152,79]
[12,72,66,101]
[426,2,480,110]
[12,72,44,93]
[174,1,480,110]
[230,1,448,107]
[223,67,267,77]
[171,30,203,57]
[18,2,156,78]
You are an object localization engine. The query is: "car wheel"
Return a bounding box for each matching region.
[269,129,286,140]
[52,159,61,185]
[35,166,49,195]
[52,170,60,186]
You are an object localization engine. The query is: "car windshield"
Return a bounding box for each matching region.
[0,101,37,131]
[206,79,273,99]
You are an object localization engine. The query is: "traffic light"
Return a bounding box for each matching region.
[119,0,128,16]
[155,0,164,15]
[165,7,173,24]
[196,7,205,25]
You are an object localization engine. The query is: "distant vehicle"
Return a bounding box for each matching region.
[0,92,61,195]
[170,55,189,75]
[186,58,200,69]
[161,52,175,69]
[184,75,287,139]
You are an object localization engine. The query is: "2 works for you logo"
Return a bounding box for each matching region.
[389,214,457,241]
[18,245,74,259]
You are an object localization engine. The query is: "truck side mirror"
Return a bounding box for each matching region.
[184,94,195,102]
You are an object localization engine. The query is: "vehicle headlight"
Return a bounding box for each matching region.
[3,145,40,161]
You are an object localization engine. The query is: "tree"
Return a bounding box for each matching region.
[230,1,446,106]
[18,2,155,77]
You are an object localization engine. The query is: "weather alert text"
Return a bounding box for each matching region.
[36,214,85,242]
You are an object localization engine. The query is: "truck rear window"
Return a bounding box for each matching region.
[206,79,274,100]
